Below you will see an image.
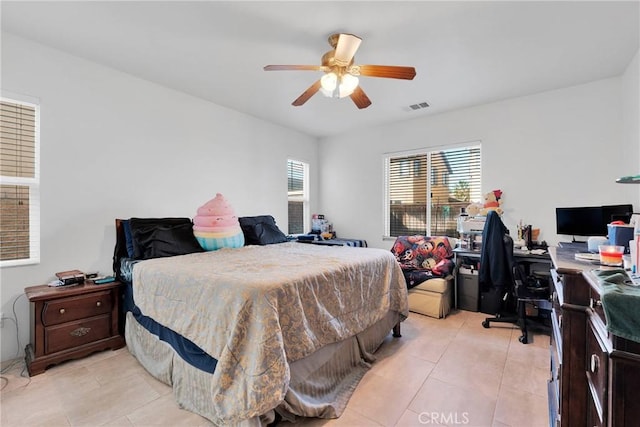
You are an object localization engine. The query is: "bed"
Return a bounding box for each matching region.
[113,218,409,426]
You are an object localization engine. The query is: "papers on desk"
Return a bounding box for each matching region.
[575,252,600,262]
[513,248,530,255]
[513,248,547,256]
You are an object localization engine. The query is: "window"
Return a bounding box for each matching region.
[1,98,40,266]
[384,144,481,237]
[287,159,309,235]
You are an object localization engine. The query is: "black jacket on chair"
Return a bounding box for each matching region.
[479,211,512,293]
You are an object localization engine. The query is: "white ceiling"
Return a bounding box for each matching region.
[2,1,639,138]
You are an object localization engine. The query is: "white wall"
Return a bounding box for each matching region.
[319,76,640,250]
[0,34,319,361]
[621,50,640,200]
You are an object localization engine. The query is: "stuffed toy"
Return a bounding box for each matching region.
[466,202,483,217]
[193,193,245,250]
[466,190,504,216]
[481,189,503,216]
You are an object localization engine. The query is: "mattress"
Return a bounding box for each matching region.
[125,241,408,425]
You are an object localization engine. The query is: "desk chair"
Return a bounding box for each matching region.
[481,234,550,343]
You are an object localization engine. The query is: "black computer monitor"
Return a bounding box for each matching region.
[555,206,603,237]
[602,204,633,224]
[556,204,634,238]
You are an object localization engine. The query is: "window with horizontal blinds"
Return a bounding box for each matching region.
[1,98,40,266]
[385,144,481,237]
[287,159,309,235]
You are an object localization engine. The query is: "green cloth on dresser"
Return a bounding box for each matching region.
[595,268,640,343]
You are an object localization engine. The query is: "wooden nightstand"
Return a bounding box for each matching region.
[24,280,125,375]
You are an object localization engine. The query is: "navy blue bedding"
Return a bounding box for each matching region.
[120,262,217,374]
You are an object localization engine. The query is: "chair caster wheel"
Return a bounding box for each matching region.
[482,320,490,328]
[519,335,528,344]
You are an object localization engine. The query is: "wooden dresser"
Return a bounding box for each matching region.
[25,281,125,375]
[548,247,640,427]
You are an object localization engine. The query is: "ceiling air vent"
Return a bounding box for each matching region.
[409,101,430,110]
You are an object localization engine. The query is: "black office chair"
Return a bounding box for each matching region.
[481,232,550,344]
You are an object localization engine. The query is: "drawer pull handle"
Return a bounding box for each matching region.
[558,314,562,329]
[590,298,602,309]
[96,301,101,307]
[70,327,91,337]
[59,308,65,314]
[590,353,600,374]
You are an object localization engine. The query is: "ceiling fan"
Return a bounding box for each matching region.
[264,33,416,109]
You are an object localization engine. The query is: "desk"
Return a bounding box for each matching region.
[453,248,551,311]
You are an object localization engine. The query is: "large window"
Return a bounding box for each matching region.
[287,159,309,235]
[1,98,40,266]
[384,144,481,237]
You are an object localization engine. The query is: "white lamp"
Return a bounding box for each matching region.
[320,72,338,97]
[320,72,359,98]
[338,73,359,98]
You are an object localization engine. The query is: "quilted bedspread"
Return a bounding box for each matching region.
[132,241,408,424]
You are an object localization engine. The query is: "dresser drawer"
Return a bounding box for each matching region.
[42,291,112,326]
[45,315,112,354]
[589,286,606,325]
[588,392,605,427]
[586,319,608,424]
[551,307,563,359]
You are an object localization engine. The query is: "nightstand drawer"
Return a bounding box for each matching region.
[42,291,112,326]
[45,315,112,354]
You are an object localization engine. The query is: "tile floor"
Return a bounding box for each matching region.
[0,310,550,426]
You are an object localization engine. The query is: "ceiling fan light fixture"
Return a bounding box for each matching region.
[320,72,338,92]
[320,72,359,98]
[338,73,359,98]
[264,32,415,108]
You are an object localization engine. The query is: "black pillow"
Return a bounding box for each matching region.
[239,215,288,245]
[130,218,204,260]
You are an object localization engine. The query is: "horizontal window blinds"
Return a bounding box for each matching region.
[1,101,36,178]
[288,159,307,235]
[1,99,39,264]
[288,159,304,194]
[387,145,481,237]
[0,185,31,261]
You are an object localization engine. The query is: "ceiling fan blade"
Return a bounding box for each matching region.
[350,86,372,109]
[292,80,322,106]
[264,65,324,71]
[334,34,362,66]
[354,65,416,80]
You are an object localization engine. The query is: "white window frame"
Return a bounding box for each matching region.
[383,141,481,239]
[1,93,41,267]
[287,158,310,235]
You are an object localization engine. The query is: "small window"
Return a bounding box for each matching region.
[287,159,309,235]
[384,144,481,237]
[1,98,40,266]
